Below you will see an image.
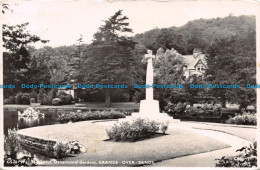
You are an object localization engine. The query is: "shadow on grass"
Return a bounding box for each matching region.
[104,132,169,143]
[92,119,119,123]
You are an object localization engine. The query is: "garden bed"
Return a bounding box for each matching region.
[173,115,224,123]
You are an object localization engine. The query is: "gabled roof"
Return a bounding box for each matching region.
[182,54,207,69]
[195,59,207,68]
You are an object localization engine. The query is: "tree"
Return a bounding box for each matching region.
[84,10,135,106]
[71,35,84,102]
[153,48,186,108]
[31,46,68,84]
[2,23,48,97]
[206,32,256,109]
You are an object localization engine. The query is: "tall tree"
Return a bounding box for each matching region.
[206,32,256,108]
[2,23,48,97]
[73,35,84,102]
[153,48,186,108]
[84,10,135,106]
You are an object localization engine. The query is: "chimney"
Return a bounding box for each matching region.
[193,48,202,59]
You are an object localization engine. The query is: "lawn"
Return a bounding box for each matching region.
[192,124,256,141]
[18,121,230,166]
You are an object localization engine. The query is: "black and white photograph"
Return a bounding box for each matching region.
[0,0,259,168]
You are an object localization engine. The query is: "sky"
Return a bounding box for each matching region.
[1,0,259,48]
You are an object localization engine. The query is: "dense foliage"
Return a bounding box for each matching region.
[83,10,136,106]
[227,111,256,125]
[2,23,48,98]
[4,128,20,159]
[134,15,256,109]
[216,140,257,167]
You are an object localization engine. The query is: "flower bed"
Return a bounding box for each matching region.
[106,118,168,142]
[57,110,126,123]
[19,134,85,159]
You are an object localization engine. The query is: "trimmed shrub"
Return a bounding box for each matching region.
[228,111,256,125]
[106,118,168,141]
[4,128,20,159]
[57,110,126,123]
[15,93,30,105]
[57,91,73,105]
[52,98,63,105]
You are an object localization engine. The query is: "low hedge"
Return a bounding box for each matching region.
[57,110,126,123]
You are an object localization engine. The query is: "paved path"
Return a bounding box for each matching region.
[146,122,252,167]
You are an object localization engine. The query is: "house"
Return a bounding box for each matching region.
[57,84,75,98]
[182,49,207,78]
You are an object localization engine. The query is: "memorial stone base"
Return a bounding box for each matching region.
[119,99,180,123]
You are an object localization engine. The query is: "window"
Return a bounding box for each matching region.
[196,65,204,72]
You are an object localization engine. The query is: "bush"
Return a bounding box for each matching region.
[106,118,168,141]
[216,140,257,167]
[112,92,130,102]
[4,96,15,104]
[45,141,55,157]
[30,98,36,103]
[184,106,198,116]
[4,128,20,159]
[42,92,54,105]
[228,111,256,125]
[132,90,145,103]
[52,98,63,105]
[53,140,70,159]
[15,93,30,105]
[29,90,38,100]
[57,110,126,123]
[37,89,45,103]
[201,104,214,115]
[182,104,221,117]
[213,104,222,116]
[166,102,187,115]
[57,91,73,105]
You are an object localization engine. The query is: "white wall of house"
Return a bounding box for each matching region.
[58,89,75,98]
